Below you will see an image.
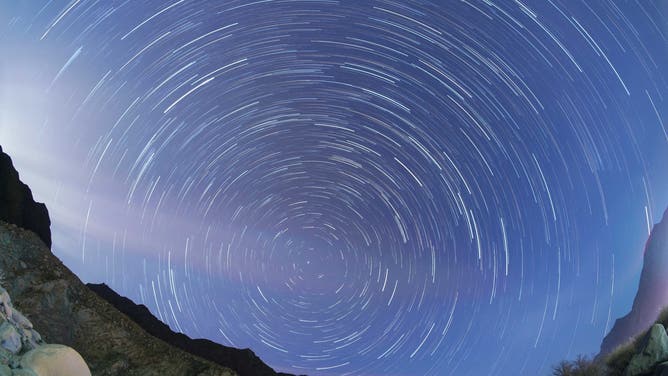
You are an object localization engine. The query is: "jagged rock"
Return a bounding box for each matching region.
[0,288,12,319]
[20,344,90,376]
[18,328,41,352]
[0,146,51,248]
[11,311,32,330]
[0,347,18,368]
[625,324,668,376]
[0,280,89,376]
[0,323,20,354]
[0,286,45,358]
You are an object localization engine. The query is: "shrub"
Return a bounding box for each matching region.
[552,360,574,376]
[605,339,637,376]
[656,306,668,328]
[552,355,604,376]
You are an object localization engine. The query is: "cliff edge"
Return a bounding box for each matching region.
[0,146,51,248]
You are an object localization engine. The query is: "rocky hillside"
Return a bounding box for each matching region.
[0,145,237,375]
[0,144,299,375]
[87,283,301,376]
[0,220,238,375]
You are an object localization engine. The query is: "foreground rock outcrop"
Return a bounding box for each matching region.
[0,146,50,248]
[624,323,668,376]
[600,209,668,357]
[20,344,91,376]
[0,146,298,375]
[88,284,299,376]
[0,221,237,375]
[0,145,237,375]
[0,282,91,376]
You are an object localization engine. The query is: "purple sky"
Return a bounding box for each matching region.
[1,1,667,375]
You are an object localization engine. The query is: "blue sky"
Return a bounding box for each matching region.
[0,1,666,375]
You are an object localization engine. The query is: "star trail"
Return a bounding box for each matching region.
[0,1,667,375]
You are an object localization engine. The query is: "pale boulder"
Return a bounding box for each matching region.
[19,345,91,376]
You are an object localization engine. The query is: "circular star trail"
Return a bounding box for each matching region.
[0,1,666,375]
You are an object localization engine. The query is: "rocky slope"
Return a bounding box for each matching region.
[0,145,237,375]
[87,283,300,376]
[0,145,297,375]
[0,220,238,376]
[600,209,668,357]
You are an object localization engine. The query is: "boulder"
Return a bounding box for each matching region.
[11,370,37,376]
[17,327,40,352]
[625,324,668,376]
[11,311,32,330]
[20,344,91,376]
[0,323,21,354]
[0,282,91,376]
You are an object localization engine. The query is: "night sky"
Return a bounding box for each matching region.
[1,1,667,375]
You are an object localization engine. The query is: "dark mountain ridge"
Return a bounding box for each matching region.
[0,144,299,375]
[87,283,300,376]
[0,145,51,248]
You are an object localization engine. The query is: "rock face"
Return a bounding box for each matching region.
[624,324,668,376]
[0,146,51,249]
[87,283,299,376]
[600,209,668,357]
[0,221,237,375]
